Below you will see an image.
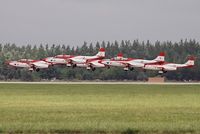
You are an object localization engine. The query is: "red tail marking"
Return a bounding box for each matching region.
[117,53,123,57]
[187,56,196,61]
[99,48,105,52]
[159,52,165,56]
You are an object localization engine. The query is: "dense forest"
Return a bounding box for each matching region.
[0,39,199,81]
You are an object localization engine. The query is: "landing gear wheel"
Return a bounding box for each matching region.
[124,69,128,71]
[72,64,77,68]
[158,70,166,77]
[86,66,91,70]
[92,68,96,71]
[36,68,40,72]
[129,67,134,71]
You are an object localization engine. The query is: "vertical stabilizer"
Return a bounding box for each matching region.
[96,48,105,58]
[154,52,165,62]
[185,56,195,67]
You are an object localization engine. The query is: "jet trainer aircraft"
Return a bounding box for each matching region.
[44,48,106,69]
[6,59,52,72]
[143,56,195,74]
[102,52,165,71]
[101,53,133,70]
[67,48,105,67]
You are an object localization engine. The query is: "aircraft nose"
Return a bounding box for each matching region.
[4,60,11,65]
[42,58,47,61]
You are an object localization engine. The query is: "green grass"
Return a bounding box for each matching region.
[0,84,200,134]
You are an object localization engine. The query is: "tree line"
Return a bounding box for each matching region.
[0,39,199,81]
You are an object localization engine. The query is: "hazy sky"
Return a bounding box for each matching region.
[0,0,200,46]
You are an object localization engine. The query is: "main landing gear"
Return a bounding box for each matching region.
[86,66,96,71]
[123,67,134,71]
[158,70,167,77]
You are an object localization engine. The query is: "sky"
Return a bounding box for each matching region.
[0,0,200,46]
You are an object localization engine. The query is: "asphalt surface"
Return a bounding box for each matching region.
[0,81,200,85]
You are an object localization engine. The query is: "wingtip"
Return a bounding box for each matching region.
[41,58,47,61]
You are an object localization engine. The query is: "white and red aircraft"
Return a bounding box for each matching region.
[102,52,165,71]
[6,59,52,72]
[43,55,73,66]
[143,56,195,74]
[43,48,106,68]
[81,53,127,71]
[67,48,105,67]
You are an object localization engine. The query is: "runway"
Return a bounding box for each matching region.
[0,81,200,85]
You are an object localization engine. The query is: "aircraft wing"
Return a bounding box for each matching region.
[87,60,105,68]
[68,58,87,64]
[126,61,144,68]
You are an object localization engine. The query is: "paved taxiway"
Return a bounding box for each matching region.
[0,81,200,85]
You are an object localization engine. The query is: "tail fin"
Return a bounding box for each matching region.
[185,56,195,67]
[96,48,105,58]
[116,53,123,60]
[113,53,129,61]
[154,52,165,62]
[114,53,123,60]
[117,53,123,58]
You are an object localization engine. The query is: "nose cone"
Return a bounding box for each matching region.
[43,57,52,62]
[5,60,11,65]
[43,57,49,61]
[42,58,47,62]
[40,60,52,66]
[7,61,17,67]
[102,60,110,65]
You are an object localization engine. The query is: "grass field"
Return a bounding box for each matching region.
[0,84,200,134]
